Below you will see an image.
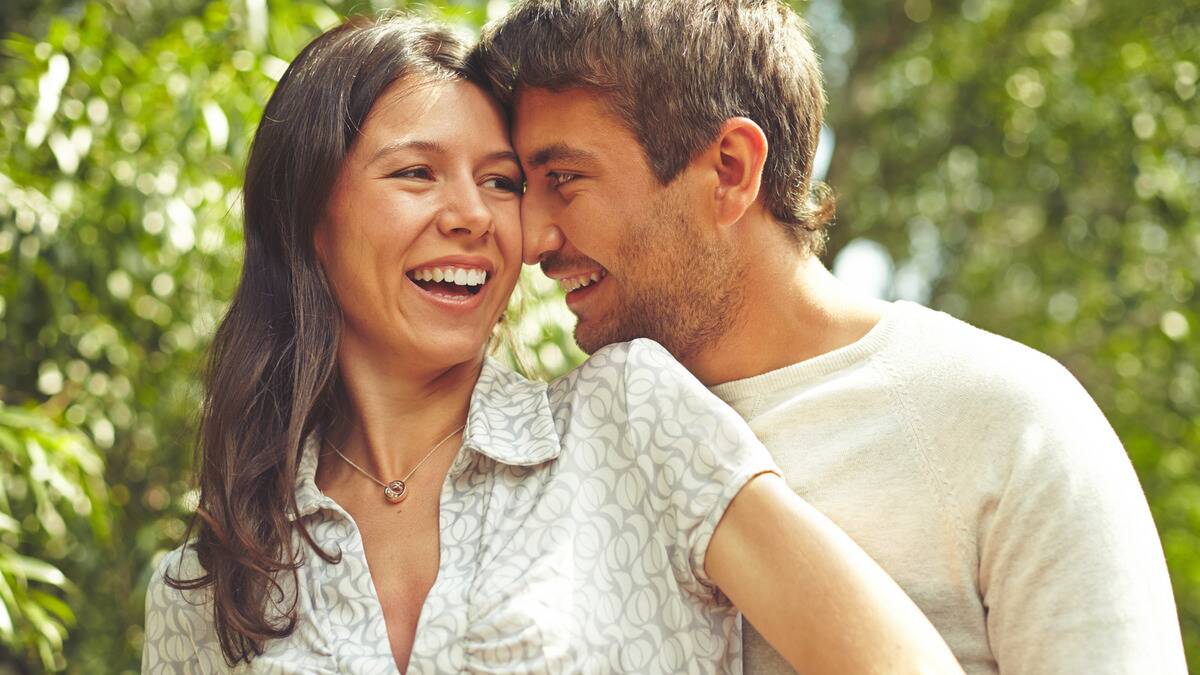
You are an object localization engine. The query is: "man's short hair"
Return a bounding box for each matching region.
[475,0,834,255]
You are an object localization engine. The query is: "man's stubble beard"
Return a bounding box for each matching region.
[574,188,745,363]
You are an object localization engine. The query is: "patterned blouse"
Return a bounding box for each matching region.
[142,340,779,674]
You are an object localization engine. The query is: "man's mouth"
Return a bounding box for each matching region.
[558,269,608,294]
[406,265,489,298]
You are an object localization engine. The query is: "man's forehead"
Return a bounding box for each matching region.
[511,87,632,163]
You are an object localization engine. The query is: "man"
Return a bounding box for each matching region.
[475,1,1186,673]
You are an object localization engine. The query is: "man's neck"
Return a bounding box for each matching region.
[683,254,890,387]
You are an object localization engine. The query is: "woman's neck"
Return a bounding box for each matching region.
[329,340,481,480]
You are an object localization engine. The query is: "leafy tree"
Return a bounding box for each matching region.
[0,0,1194,671]
[0,405,107,672]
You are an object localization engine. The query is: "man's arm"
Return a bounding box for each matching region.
[974,375,1186,674]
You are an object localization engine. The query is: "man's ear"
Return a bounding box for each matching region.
[706,117,768,229]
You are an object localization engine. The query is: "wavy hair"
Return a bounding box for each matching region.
[165,14,480,665]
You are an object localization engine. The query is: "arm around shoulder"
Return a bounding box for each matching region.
[706,473,964,675]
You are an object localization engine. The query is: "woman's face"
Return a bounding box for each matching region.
[316,77,523,373]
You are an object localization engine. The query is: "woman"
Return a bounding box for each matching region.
[142,14,961,675]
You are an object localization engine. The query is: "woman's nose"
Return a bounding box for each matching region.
[437,183,493,239]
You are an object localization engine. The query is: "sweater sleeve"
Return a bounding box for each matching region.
[615,339,780,600]
[975,359,1186,674]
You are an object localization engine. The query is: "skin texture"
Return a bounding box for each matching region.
[516,86,890,386]
[514,87,745,362]
[312,76,522,670]
[515,86,962,673]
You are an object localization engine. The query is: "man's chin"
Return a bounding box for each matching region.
[573,318,655,355]
[573,319,630,355]
[572,325,607,355]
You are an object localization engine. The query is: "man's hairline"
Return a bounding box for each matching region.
[510,82,653,175]
[507,82,806,248]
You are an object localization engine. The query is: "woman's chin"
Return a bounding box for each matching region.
[338,321,495,377]
[404,332,493,371]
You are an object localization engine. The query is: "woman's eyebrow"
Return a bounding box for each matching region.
[368,139,446,165]
[484,150,521,166]
[368,141,519,169]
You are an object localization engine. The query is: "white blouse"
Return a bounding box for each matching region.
[143,339,778,674]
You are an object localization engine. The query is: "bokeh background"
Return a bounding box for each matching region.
[0,0,1196,671]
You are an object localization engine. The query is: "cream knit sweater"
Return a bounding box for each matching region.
[710,301,1185,675]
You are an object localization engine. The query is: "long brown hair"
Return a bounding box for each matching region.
[166,14,479,665]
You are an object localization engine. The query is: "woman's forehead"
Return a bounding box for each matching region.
[357,78,509,157]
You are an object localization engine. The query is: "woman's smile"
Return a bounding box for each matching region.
[315,76,523,371]
[404,255,496,311]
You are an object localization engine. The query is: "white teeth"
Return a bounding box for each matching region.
[560,270,606,292]
[408,266,488,287]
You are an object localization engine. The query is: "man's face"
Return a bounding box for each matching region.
[513,87,742,359]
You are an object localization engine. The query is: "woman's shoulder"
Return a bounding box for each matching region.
[551,338,683,389]
[548,338,729,428]
[143,542,231,669]
[154,542,205,579]
[145,543,210,615]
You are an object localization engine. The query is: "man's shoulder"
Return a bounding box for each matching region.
[887,301,1084,405]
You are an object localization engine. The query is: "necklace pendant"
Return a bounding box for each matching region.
[384,480,407,503]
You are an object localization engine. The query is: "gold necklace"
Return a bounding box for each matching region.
[329,423,465,503]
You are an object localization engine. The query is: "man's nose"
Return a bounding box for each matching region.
[520,187,565,264]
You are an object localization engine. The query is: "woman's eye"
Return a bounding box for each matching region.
[390,167,432,180]
[483,176,524,194]
[547,171,578,188]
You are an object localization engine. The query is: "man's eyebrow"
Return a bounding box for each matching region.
[524,143,600,169]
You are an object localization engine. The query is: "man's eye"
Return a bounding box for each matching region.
[547,171,578,188]
[390,167,432,180]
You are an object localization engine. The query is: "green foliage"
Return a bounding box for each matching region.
[0,0,1195,671]
[0,405,107,671]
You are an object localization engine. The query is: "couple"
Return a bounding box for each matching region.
[143,1,1185,674]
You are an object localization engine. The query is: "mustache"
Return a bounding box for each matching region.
[539,251,602,276]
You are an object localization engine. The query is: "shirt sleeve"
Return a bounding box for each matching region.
[141,547,217,674]
[615,339,780,601]
[976,360,1187,674]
